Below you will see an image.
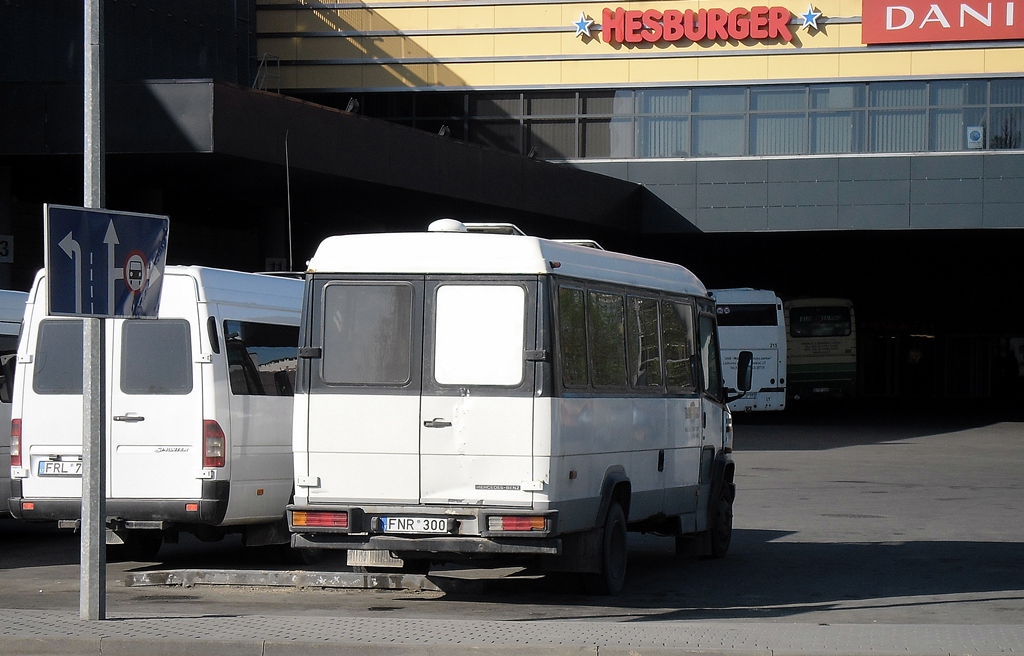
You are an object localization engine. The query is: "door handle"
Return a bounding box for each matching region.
[113,414,145,422]
[423,418,452,428]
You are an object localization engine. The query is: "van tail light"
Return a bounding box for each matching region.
[203,420,226,468]
[10,419,21,467]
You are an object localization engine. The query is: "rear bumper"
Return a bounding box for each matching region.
[7,480,230,525]
[288,503,560,556]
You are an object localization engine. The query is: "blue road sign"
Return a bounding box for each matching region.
[44,205,169,318]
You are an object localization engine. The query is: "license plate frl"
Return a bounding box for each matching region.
[37,460,82,476]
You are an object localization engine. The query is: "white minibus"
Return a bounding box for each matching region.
[288,220,751,594]
[9,266,302,559]
[0,290,29,516]
[709,288,786,412]
[784,297,857,400]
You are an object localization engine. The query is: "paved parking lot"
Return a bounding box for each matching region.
[0,401,1021,653]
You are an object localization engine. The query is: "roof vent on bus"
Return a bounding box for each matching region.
[428,218,469,233]
[553,239,605,250]
[463,222,527,236]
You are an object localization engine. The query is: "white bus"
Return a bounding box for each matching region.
[710,288,786,412]
[0,290,29,517]
[9,267,302,559]
[288,220,751,594]
[784,297,857,400]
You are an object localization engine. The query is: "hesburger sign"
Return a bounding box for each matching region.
[601,6,795,42]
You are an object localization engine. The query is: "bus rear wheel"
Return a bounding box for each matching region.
[584,502,627,595]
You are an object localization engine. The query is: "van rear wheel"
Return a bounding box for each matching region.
[584,502,627,595]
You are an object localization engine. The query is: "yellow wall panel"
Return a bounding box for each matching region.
[838,24,864,48]
[698,55,769,81]
[371,8,430,31]
[413,35,496,58]
[984,48,1024,74]
[427,6,495,29]
[627,57,701,84]
[296,9,369,33]
[494,33,561,57]
[561,58,631,84]
[838,51,912,77]
[838,0,864,16]
[256,10,297,33]
[494,61,563,86]
[497,4,562,27]
[257,37,299,62]
[767,52,840,80]
[295,38,366,61]
[442,63,497,86]
[361,63,436,87]
[294,65,365,89]
[911,50,987,76]
[563,33,611,56]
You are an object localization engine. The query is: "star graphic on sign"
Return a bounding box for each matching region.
[573,12,595,38]
[800,4,822,30]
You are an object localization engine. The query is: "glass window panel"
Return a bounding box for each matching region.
[416,93,465,118]
[582,118,633,158]
[558,287,588,387]
[750,113,807,155]
[322,283,414,385]
[750,87,806,111]
[582,90,634,115]
[361,93,414,118]
[699,313,722,399]
[990,79,1024,105]
[638,117,689,157]
[693,115,745,156]
[469,120,521,154]
[33,320,83,395]
[223,320,299,396]
[526,120,576,158]
[715,304,778,327]
[471,95,522,118]
[930,107,987,150]
[870,81,927,108]
[790,306,852,337]
[661,300,695,391]
[638,88,690,114]
[693,87,746,113]
[434,285,524,387]
[527,93,578,116]
[811,84,866,109]
[989,107,1023,149]
[121,320,192,395]
[930,80,987,106]
[587,291,627,387]
[811,111,865,153]
[870,109,927,152]
[627,296,662,388]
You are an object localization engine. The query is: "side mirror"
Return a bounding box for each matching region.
[725,350,753,404]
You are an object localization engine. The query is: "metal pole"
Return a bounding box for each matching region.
[285,130,293,271]
[82,0,106,621]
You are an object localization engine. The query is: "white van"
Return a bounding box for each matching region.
[288,221,750,594]
[0,290,29,517]
[8,266,302,558]
[709,288,786,412]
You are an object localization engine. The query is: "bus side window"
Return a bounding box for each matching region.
[587,290,627,388]
[626,296,662,388]
[557,286,589,388]
[661,300,695,392]
[699,313,723,401]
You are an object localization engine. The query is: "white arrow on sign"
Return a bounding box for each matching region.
[104,220,123,316]
[58,232,82,314]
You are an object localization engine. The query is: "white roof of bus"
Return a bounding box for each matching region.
[710,288,782,304]
[307,231,707,296]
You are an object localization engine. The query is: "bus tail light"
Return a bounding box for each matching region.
[203,420,226,468]
[487,515,546,532]
[292,510,348,528]
[10,419,21,467]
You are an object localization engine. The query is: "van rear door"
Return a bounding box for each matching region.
[108,275,204,500]
[419,279,536,507]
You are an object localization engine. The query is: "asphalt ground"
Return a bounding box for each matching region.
[0,399,1022,654]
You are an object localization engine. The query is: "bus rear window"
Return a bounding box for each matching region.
[716,304,778,327]
[322,283,414,385]
[790,306,852,337]
[434,284,525,386]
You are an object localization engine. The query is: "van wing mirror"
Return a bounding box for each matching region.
[725,350,754,404]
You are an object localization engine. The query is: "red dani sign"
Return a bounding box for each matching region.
[862,0,1023,43]
[601,6,794,43]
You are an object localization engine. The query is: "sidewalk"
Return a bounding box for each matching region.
[1,607,1021,656]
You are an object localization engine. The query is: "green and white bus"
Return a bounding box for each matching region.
[784,298,856,400]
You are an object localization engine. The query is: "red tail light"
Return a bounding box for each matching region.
[292,511,348,528]
[203,420,225,468]
[10,419,21,467]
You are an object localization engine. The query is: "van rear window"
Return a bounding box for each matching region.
[322,283,414,385]
[33,320,84,395]
[120,320,193,394]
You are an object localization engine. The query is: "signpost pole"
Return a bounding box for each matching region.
[82,0,106,621]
